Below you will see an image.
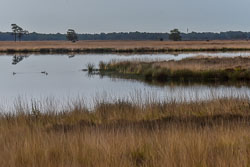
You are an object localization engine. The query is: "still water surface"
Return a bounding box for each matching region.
[0,52,250,109]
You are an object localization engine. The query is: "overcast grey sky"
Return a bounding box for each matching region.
[0,0,249,33]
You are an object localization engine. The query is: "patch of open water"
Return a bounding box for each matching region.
[0,52,249,110]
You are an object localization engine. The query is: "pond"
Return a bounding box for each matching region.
[0,52,250,110]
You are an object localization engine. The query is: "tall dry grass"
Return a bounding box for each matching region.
[0,95,249,167]
[1,40,250,50]
[103,56,250,72]
[100,56,250,82]
[2,40,250,53]
[154,56,250,71]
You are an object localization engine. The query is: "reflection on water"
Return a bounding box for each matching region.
[0,52,250,109]
[68,54,75,59]
[12,55,29,65]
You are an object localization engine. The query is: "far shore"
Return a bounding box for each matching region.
[1,40,250,54]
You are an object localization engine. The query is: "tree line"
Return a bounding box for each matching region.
[1,25,250,41]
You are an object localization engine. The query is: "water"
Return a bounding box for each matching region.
[0,52,250,110]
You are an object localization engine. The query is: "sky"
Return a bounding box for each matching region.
[0,0,249,34]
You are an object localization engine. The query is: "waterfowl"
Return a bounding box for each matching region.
[41,71,48,75]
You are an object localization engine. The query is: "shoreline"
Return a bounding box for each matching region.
[2,47,250,54]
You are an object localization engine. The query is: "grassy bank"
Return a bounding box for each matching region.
[2,40,250,53]
[0,96,250,166]
[99,56,250,83]
[3,47,250,54]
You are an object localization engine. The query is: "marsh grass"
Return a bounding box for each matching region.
[0,94,250,166]
[86,63,95,73]
[100,56,250,83]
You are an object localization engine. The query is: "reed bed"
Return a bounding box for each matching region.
[100,56,250,82]
[0,95,249,167]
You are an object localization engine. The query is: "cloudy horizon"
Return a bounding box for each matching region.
[0,0,250,34]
